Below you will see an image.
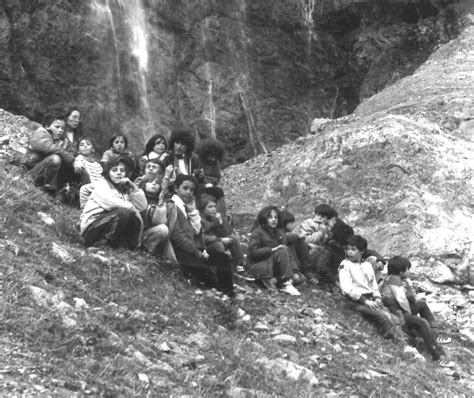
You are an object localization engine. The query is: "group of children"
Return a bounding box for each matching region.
[21,109,454,367]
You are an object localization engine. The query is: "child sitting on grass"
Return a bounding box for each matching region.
[199,194,244,273]
[74,137,103,186]
[22,113,75,195]
[380,256,454,367]
[339,235,406,344]
[245,206,300,296]
[278,210,309,285]
[138,134,169,175]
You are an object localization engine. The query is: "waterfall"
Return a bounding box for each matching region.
[91,0,153,135]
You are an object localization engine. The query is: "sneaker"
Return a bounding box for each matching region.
[436,336,452,344]
[437,359,455,368]
[233,272,256,282]
[280,280,301,296]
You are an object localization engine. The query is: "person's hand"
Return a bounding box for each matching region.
[221,237,232,245]
[366,300,380,311]
[185,197,196,212]
[201,250,209,260]
[146,181,160,194]
[272,244,286,252]
[216,213,223,224]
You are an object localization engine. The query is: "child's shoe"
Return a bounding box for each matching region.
[436,336,452,344]
[436,359,455,368]
[280,280,301,296]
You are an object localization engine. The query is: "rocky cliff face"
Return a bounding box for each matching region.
[222,2,474,260]
[0,0,459,160]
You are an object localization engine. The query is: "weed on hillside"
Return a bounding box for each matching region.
[0,165,472,396]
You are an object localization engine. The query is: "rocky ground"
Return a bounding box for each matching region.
[0,111,473,395]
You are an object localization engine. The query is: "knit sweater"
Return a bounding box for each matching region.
[80,178,147,234]
[339,259,381,302]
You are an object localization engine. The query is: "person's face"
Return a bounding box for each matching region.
[78,139,94,156]
[203,201,217,217]
[48,119,65,140]
[267,209,278,229]
[285,221,295,232]
[175,180,195,203]
[109,163,127,185]
[145,162,160,179]
[113,136,126,152]
[346,245,361,262]
[313,213,328,224]
[153,138,166,155]
[174,141,187,156]
[66,110,81,129]
[206,155,217,163]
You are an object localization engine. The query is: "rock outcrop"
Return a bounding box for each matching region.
[222,4,474,257]
[0,0,460,160]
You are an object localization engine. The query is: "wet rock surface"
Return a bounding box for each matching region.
[0,1,461,160]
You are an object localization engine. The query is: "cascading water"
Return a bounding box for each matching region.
[91,0,153,139]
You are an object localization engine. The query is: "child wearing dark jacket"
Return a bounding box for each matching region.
[245,206,300,296]
[199,194,244,272]
[380,256,454,367]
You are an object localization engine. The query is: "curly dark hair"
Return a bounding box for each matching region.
[102,157,131,180]
[142,134,168,156]
[195,138,225,162]
[169,130,196,155]
[42,113,65,128]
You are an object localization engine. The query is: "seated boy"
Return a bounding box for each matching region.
[199,194,244,272]
[298,203,337,254]
[339,235,406,344]
[380,256,454,367]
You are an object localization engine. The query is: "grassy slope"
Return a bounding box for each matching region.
[0,164,472,396]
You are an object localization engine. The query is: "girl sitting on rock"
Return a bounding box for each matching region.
[138,134,169,175]
[22,113,75,195]
[166,174,234,296]
[245,206,300,295]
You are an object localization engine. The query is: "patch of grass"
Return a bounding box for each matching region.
[0,166,472,396]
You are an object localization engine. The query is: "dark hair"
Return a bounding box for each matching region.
[102,157,130,180]
[169,130,196,155]
[109,134,128,150]
[63,106,83,134]
[387,256,411,275]
[257,205,280,228]
[42,113,65,128]
[144,157,165,174]
[346,235,368,252]
[331,218,354,246]
[314,204,338,219]
[195,138,225,162]
[172,174,198,193]
[198,193,217,210]
[78,136,95,146]
[143,134,168,156]
[279,210,295,228]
